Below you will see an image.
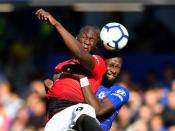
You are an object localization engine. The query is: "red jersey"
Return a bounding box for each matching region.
[46,55,106,103]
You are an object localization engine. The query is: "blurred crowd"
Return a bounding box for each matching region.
[0,7,175,131]
[0,60,175,131]
[0,77,46,131]
[110,64,175,131]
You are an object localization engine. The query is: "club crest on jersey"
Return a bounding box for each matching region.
[98,91,106,99]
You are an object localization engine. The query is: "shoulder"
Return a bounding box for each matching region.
[103,84,129,109]
[91,55,106,76]
[112,84,129,93]
[92,55,105,65]
[110,84,130,101]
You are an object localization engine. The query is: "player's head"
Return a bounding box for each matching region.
[102,51,123,87]
[77,25,100,52]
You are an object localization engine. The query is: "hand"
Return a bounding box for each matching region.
[35,9,59,26]
[44,79,53,89]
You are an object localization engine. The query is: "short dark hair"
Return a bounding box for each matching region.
[93,47,121,60]
[102,50,121,59]
[79,25,100,37]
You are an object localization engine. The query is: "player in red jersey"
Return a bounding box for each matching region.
[35,9,105,130]
[35,9,105,103]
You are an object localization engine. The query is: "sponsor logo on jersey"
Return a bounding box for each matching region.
[111,89,126,102]
[116,89,126,96]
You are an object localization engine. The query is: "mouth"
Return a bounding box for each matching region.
[107,73,117,80]
[83,46,89,52]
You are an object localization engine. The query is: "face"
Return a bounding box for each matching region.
[78,28,98,52]
[105,57,122,81]
[102,57,122,87]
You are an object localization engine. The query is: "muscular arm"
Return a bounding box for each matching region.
[81,84,114,116]
[35,9,95,71]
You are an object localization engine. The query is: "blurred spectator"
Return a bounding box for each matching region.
[143,68,159,90]
[29,80,46,97]
[20,79,46,98]
[168,125,175,131]
[138,105,152,124]
[117,105,131,131]
[10,107,30,131]
[126,119,148,131]
[0,80,24,120]
[171,79,175,91]
[109,120,118,131]
[163,91,175,127]
[128,91,143,122]
[144,89,160,107]
[25,93,46,130]
[0,105,10,131]
[152,103,164,115]
[162,63,175,90]
[119,70,140,91]
[150,114,167,131]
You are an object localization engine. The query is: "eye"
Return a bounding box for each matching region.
[115,65,121,69]
[108,63,113,67]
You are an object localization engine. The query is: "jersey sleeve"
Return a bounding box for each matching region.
[106,86,129,109]
[90,55,106,80]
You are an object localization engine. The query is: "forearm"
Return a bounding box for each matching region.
[35,9,95,70]
[54,23,87,61]
[80,77,114,116]
[82,86,101,115]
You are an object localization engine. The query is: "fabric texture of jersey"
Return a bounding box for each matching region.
[95,84,129,131]
[46,55,106,103]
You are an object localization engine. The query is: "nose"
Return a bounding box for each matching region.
[84,38,91,45]
[110,67,118,76]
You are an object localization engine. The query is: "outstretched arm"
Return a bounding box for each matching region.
[35,9,95,71]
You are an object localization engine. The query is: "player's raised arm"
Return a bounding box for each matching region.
[35,9,96,71]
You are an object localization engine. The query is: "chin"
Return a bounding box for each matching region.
[102,74,117,87]
[84,49,89,52]
[107,75,115,81]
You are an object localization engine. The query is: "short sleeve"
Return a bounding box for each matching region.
[106,87,129,109]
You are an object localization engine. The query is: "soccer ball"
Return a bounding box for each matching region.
[100,22,129,51]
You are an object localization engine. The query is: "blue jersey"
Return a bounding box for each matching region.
[95,84,129,131]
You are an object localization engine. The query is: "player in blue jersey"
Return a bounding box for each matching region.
[74,53,130,131]
[44,52,129,131]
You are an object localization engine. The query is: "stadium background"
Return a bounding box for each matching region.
[0,1,175,131]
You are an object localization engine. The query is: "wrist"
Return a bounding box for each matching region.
[80,77,89,88]
[54,21,61,27]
